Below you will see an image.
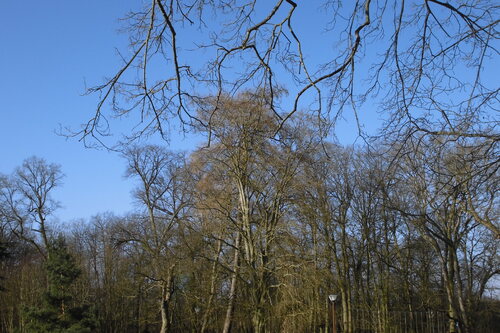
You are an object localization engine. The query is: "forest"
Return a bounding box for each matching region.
[1,93,498,332]
[2,0,499,332]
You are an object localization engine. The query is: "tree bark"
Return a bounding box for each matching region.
[201,239,222,333]
[160,273,174,333]
[222,233,241,333]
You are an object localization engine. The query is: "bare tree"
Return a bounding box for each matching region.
[191,92,318,332]
[387,137,499,333]
[122,145,191,333]
[0,157,63,257]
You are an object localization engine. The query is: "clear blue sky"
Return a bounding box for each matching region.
[0,0,197,222]
[0,1,379,222]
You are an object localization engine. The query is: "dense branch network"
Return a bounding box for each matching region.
[74,0,497,149]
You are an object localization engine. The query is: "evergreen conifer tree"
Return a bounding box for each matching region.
[24,236,96,332]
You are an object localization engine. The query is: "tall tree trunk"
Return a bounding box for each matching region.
[160,299,169,333]
[223,233,241,333]
[201,239,222,333]
[441,251,458,333]
[252,305,265,333]
[452,248,470,333]
[160,272,174,333]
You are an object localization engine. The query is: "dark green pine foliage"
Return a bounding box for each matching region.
[25,236,96,333]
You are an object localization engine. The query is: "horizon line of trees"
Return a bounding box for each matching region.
[1,93,499,332]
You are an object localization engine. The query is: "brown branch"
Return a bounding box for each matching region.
[277,0,372,134]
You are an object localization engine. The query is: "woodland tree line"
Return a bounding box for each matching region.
[2,0,499,332]
[1,93,498,332]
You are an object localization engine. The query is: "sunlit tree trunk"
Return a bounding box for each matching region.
[223,233,241,333]
[160,272,174,333]
[201,239,222,333]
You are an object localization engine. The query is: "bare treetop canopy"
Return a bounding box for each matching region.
[75,0,498,148]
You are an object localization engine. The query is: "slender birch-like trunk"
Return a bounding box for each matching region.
[201,239,222,333]
[160,273,174,333]
[222,233,241,333]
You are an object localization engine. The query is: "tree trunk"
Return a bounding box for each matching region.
[201,239,222,333]
[252,306,265,333]
[160,273,174,333]
[223,233,241,333]
[160,299,169,333]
